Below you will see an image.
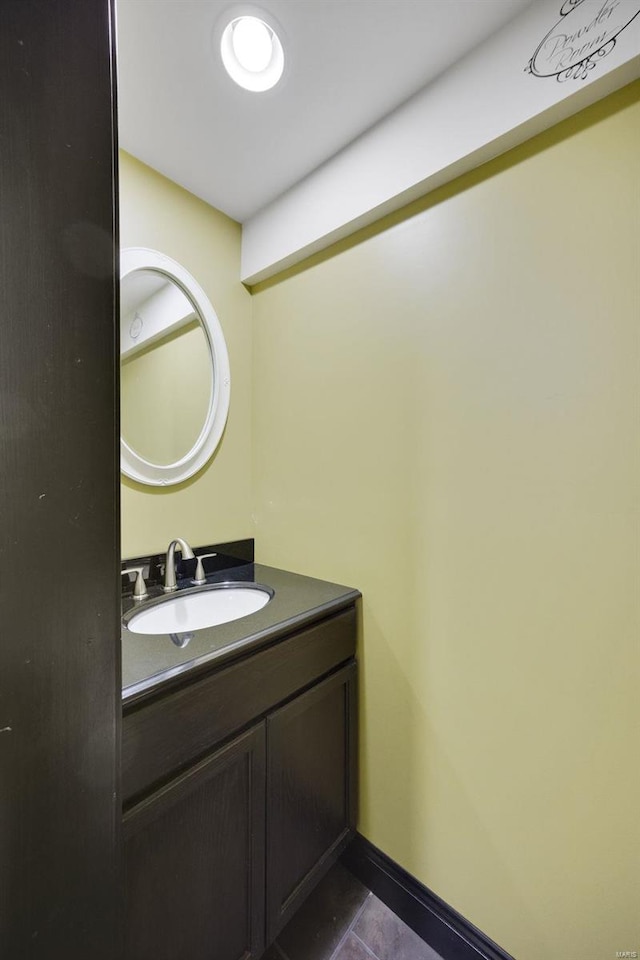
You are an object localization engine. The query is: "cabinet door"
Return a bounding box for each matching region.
[124,724,266,960]
[266,663,357,939]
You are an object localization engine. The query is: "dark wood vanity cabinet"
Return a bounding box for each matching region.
[122,606,357,960]
[266,665,357,940]
[124,725,266,960]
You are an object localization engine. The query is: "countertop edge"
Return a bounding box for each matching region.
[122,588,361,709]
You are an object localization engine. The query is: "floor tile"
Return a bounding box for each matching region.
[276,863,370,960]
[353,894,443,960]
[332,932,375,960]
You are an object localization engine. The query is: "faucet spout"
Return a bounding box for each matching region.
[163,538,195,593]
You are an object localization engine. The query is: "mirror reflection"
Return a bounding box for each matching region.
[120,247,230,487]
[120,269,213,467]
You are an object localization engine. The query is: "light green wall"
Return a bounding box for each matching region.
[119,87,639,959]
[119,151,253,558]
[250,83,640,960]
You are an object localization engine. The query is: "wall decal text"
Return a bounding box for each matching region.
[526,0,640,81]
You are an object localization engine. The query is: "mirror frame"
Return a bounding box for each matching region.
[120,247,231,486]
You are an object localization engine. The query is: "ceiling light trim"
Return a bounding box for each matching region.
[220,12,285,91]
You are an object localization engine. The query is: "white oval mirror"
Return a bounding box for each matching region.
[120,248,230,486]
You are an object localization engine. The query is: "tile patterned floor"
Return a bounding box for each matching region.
[261,863,444,960]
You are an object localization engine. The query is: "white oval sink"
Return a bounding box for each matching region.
[125,583,273,635]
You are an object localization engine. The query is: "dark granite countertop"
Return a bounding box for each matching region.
[122,561,360,705]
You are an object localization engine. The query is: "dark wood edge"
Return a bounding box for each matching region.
[341,834,517,960]
[122,724,265,838]
[249,729,267,960]
[265,660,353,726]
[266,663,357,941]
[279,827,354,924]
[347,668,358,830]
[110,0,124,950]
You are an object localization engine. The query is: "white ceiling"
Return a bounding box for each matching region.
[116,0,533,223]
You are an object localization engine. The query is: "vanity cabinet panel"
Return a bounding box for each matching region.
[123,606,356,804]
[123,724,266,960]
[123,603,358,957]
[266,663,357,940]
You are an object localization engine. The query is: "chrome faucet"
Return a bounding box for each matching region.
[163,538,195,592]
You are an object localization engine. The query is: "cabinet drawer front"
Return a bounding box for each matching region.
[266,663,357,940]
[124,725,265,960]
[123,606,356,803]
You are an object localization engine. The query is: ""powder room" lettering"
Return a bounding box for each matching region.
[526,0,640,81]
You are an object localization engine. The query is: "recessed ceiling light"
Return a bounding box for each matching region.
[220,15,284,92]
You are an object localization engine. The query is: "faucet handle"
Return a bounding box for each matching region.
[121,566,148,600]
[192,553,218,585]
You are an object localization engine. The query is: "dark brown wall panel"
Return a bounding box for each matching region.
[0,1,120,955]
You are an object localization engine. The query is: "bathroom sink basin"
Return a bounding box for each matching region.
[124,582,273,635]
